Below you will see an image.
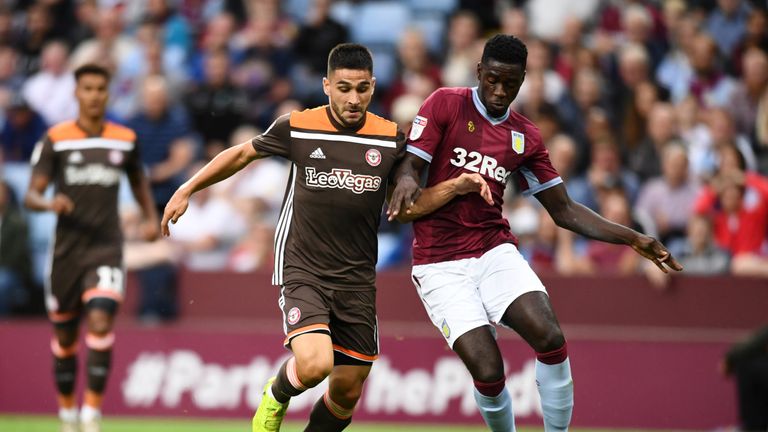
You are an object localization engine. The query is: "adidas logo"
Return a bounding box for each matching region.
[309,147,326,159]
[68,151,84,164]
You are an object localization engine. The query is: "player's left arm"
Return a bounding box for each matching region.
[535,183,683,273]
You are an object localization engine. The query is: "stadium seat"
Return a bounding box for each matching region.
[411,14,447,54]
[350,2,410,46]
[407,0,458,15]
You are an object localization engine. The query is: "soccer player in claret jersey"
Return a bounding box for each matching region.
[162,44,405,432]
[388,35,683,431]
[25,63,159,432]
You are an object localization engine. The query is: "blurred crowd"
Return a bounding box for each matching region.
[0,0,767,317]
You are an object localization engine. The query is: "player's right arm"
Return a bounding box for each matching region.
[393,172,493,223]
[24,135,74,214]
[161,141,266,236]
[162,114,291,236]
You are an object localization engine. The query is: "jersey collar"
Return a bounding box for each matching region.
[471,87,510,126]
[325,105,367,133]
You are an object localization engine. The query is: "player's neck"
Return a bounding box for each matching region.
[77,115,105,137]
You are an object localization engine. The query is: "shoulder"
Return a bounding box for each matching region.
[103,122,137,142]
[359,111,397,137]
[508,110,543,149]
[289,106,335,132]
[47,121,84,142]
[426,87,470,105]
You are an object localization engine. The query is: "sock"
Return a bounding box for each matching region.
[80,404,101,422]
[51,337,78,401]
[473,386,516,432]
[305,390,353,432]
[58,407,78,423]
[535,344,573,432]
[85,332,114,394]
[271,357,308,403]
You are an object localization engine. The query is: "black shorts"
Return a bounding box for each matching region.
[279,283,378,365]
[46,258,124,323]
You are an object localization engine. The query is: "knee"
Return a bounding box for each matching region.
[87,318,112,336]
[295,356,333,387]
[472,360,505,383]
[534,327,566,354]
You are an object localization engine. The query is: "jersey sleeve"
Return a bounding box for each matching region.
[514,128,563,196]
[405,89,454,164]
[30,134,56,179]
[388,128,408,183]
[252,113,291,159]
[124,137,144,177]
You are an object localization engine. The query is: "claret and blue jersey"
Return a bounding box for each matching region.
[406,87,563,265]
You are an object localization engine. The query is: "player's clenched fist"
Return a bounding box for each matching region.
[161,189,190,237]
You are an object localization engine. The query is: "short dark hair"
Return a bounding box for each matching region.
[327,43,373,75]
[481,34,528,69]
[74,63,111,83]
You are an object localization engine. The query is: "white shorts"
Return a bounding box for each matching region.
[411,243,547,348]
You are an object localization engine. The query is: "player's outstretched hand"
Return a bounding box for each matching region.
[161,190,190,237]
[630,234,683,273]
[51,193,74,215]
[387,176,421,221]
[453,173,493,205]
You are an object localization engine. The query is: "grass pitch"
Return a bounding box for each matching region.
[0,415,685,431]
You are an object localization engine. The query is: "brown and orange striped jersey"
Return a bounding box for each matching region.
[252,106,406,291]
[31,121,142,264]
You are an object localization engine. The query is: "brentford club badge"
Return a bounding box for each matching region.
[287,307,301,325]
[365,149,381,167]
[109,149,124,165]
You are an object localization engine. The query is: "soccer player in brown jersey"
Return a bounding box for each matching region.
[388,35,683,432]
[162,44,406,432]
[25,63,159,432]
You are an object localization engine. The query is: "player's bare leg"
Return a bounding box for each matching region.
[305,364,371,431]
[52,318,80,432]
[81,298,118,432]
[254,332,334,431]
[501,291,572,432]
[453,326,515,431]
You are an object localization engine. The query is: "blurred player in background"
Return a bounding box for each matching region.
[389,35,682,432]
[162,43,405,432]
[25,63,159,432]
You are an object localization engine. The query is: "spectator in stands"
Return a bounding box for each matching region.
[190,13,241,83]
[694,166,768,277]
[168,166,248,272]
[293,0,348,106]
[756,86,768,173]
[142,0,192,65]
[656,3,695,104]
[730,47,768,141]
[441,10,482,88]
[69,7,137,72]
[676,215,730,275]
[569,138,640,212]
[0,45,23,109]
[626,102,679,181]
[686,33,738,108]
[21,40,78,125]
[609,43,652,142]
[16,3,55,76]
[128,75,196,215]
[580,189,643,275]
[557,67,608,172]
[721,325,768,432]
[516,39,565,107]
[727,8,768,77]
[705,0,750,56]
[184,49,247,149]
[552,16,586,84]
[0,180,33,315]
[635,143,699,251]
[500,8,529,43]
[620,80,665,162]
[0,93,47,162]
[548,134,578,183]
[621,3,667,71]
[383,28,442,115]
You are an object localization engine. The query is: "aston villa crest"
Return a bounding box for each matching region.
[511,130,525,154]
